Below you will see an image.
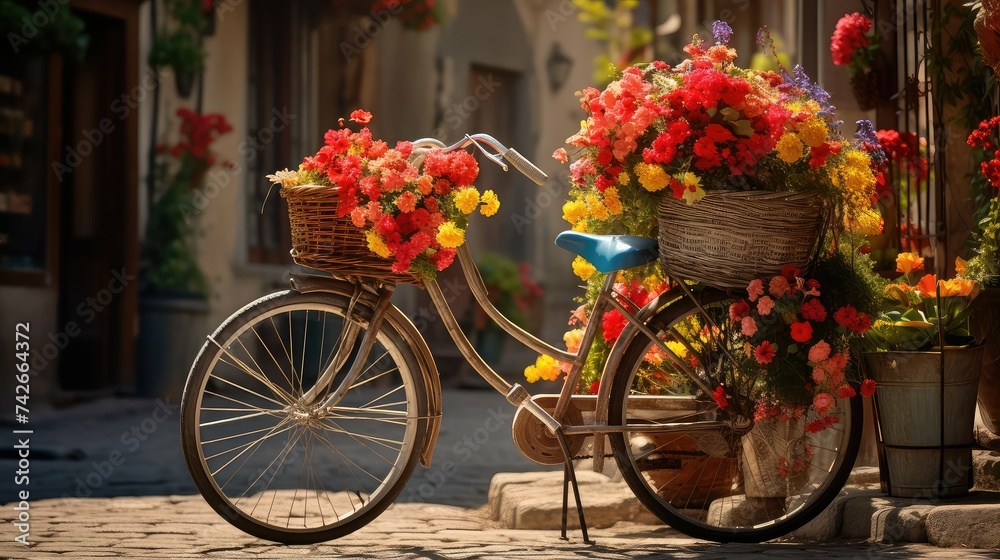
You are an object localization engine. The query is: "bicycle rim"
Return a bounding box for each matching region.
[181,291,425,543]
[609,290,861,542]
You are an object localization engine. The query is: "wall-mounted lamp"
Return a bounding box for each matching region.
[546,42,573,92]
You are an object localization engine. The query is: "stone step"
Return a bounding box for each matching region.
[486,451,1000,548]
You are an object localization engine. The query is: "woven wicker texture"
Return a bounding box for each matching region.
[657,190,825,290]
[281,185,421,285]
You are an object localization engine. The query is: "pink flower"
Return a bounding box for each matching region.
[753,341,775,365]
[756,296,775,316]
[811,367,827,385]
[813,392,835,414]
[553,148,569,163]
[349,109,373,124]
[741,316,758,337]
[769,275,791,298]
[808,340,831,363]
[747,278,764,302]
[838,385,857,399]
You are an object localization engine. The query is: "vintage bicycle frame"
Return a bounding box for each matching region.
[290,134,732,475]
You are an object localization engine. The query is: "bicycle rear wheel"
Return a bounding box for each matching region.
[608,289,862,543]
[180,290,427,543]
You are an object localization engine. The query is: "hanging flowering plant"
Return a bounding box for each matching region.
[268,110,501,278]
[728,265,877,433]
[830,12,884,110]
[528,23,884,393]
[964,115,1000,285]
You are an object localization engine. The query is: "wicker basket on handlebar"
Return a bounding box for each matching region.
[281,185,422,285]
[657,190,826,290]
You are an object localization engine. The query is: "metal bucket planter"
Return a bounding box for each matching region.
[863,346,985,498]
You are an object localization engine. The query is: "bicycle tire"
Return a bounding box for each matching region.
[180,290,427,543]
[608,289,862,543]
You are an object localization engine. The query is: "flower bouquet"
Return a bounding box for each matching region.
[269,110,500,282]
[830,12,884,111]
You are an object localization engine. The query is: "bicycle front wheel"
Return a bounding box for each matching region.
[181,290,427,543]
[608,290,862,543]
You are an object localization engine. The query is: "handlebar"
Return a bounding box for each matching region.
[411,133,549,187]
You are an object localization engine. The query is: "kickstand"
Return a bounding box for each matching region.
[556,430,593,545]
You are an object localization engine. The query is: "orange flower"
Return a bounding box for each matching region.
[938,278,978,298]
[955,256,967,276]
[914,274,937,298]
[895,252,924,274]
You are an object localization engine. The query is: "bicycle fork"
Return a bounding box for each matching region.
[296,282,396,410]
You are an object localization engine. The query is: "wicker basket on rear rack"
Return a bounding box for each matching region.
[657,190,827,291]
[281,184,422,286]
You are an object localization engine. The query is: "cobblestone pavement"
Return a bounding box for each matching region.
[1,495,996,559]
[0,389,997,558]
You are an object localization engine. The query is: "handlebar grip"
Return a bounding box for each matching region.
[502,148,548,186]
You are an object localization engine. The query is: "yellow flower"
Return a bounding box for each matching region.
[642,273,663,293]
[480,189,500,217]
[365,231,391,258]
[955,256,967,276]
[635,163,670,192]
[775,132,804,163]
[523,354,562,383]
[666,340,688,359]
[562,199,588,225]
[895,252,925,274]
[617,171,630,186]
[845,207,883,236]
[798,116,829,148]
[586,193,609,221]
[603,187,623,215]
[436,222,465,248]
[453,187,480,214]
[563,328,585,354]
[681,172,705,205]
[572,220,588,233]
[838,151,876,212]
[572,256,596,281]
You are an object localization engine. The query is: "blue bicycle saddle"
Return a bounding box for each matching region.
[554,231,658,273]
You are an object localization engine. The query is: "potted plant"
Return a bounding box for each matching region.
[863,252,984,498]
[830,11,886,111]
[138,108,232,399]
[148,0,208,97]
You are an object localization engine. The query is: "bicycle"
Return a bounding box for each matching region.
[179,133,862,545]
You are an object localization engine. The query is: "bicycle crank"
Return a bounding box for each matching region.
[512,395,586,465]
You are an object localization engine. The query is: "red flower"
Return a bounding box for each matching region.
[806,415,840,433]
[838,385,857,399]
[834,305,871,334]
[753,341,775,365]
[790,321,813,343]
[601,310,628,343]
[830,12,872,66]
[780,264,802,280]
[588,381,600,395]
[800,298,827,322]
[729,300,750,323]
[713,385,728,410]
[860,379,877,397]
